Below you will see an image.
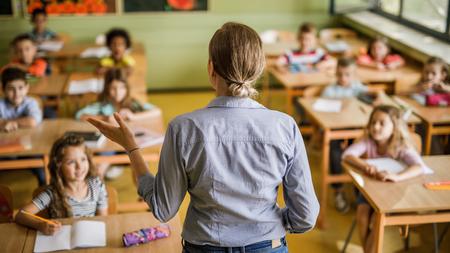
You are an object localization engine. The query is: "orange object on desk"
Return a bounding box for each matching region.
[424,180,450,190]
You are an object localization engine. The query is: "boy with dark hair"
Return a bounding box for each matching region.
[97,28,135,75]
[29,8,58,44]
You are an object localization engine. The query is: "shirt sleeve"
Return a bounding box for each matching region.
[357,54,373,65]
[342,139,369,158]
[123,55,136,67]
[24,97,43,124]
[320,85,335,98]
[282,118,320,233]
[142,102,155,111]
[28,59,47,77]
[32,188,53,211]
[137,122,188,222]
[99,57,114,67]
[384,54,404,66]
[94,177,108,210]
[399,148,427,172]
[75,103,102,120]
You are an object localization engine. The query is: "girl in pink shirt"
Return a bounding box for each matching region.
[342,105,426,253]
[357,36,404,71]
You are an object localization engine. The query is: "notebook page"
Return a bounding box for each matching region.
[34,225,71,253]
[68,79,103,95]
[365,158,433,175]
[71,220,106,249]
[312,99,342,112]
[38,41,64,52]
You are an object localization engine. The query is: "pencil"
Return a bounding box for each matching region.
[20,210,58,225]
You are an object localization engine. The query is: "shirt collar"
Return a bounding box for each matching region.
[206,96,266,109]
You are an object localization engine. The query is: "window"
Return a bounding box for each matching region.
[330,0,450,42]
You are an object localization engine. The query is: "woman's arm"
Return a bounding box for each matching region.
[15,202,61,235]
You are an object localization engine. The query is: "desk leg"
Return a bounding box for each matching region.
[425,123,433,155]
[43,155,50,184]
[318,129,330,229]
[286,88,294,115]
[373,212,386,253]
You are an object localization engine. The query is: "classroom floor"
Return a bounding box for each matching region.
[1,90,448,253]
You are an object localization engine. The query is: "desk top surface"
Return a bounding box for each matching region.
[344,155,450,213]
[396,96,450,124]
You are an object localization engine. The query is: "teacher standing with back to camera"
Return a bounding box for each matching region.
[89,22,319,253]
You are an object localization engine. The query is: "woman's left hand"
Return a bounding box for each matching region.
[87,112,138,152]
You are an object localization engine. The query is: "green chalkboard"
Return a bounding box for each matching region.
[124,0,207,12]
[0,0,13,15]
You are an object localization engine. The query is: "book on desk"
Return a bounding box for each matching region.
[34,220,106,253]
[64,131,106,149]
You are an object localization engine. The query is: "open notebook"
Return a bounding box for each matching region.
[365,158,433,175]
[34,220,106,253]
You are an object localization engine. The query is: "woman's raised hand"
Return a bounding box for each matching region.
[87,112,138,152]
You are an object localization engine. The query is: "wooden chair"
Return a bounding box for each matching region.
[319,28,357,43]
[0,185,13,223]
[106,185,118,215]
[32,184,118,216]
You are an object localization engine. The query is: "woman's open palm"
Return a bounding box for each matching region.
[87,112,138,151]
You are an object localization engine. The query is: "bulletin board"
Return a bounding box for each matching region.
[26,0,117,15]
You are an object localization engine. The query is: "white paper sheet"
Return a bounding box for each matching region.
[325,40,349,53]
[38,41,64,52]
[80,47,110,58]
[365,158,433,175]
[312,99,342,112]
[71,221,106,249]
[68,79,103,95]
[34,225,71,253]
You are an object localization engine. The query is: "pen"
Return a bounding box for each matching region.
[359,105,367,114]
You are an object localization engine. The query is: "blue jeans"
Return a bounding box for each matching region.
[182,237,288,253]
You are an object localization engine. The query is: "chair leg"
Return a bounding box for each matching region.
[433,223,439,253]
[341,217,357,253]
[403,233,410,251]
[438,223,449,250]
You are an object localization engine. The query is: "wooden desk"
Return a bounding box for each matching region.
[0,118,164,184]
[46,42,145,59]
[343,155,450,253]
[395,96,450,155]
[0,75,69,108]
[18,212,183,253]
[298,97,421,228]
[0,222,29,252]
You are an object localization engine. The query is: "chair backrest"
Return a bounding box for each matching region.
[0,185,13,223]
[320,28,357,43]
[106,185,118,215]
[409,131,422,154]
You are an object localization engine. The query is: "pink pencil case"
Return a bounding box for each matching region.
[122,224,170,247]
[426,93,450,106]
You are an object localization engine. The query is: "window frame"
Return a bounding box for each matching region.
[330,0,450,43]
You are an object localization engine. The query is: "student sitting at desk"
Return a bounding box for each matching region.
[0,67,42,132]
[321,57,371,213]
[415,56,450,97]
[357,36,404,71]
[15,135,108,235]
[412,56,449,154]
[276,22,335,72]
[342,105,427,253]
[96,28,135,76]
[76,68,160,179]
[0,67,45,185]
[2,34,47,77]
[28,8,59,44]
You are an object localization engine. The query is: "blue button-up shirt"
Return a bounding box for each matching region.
[0,97,42,124]
[138,96,319,247]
